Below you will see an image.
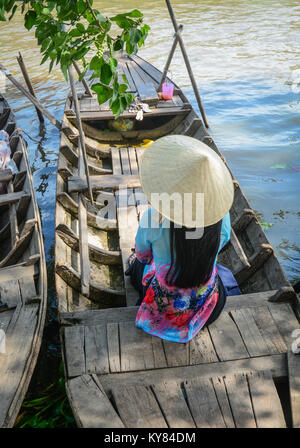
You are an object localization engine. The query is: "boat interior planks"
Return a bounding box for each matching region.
[0,95,47,428]
[55,52,300,428]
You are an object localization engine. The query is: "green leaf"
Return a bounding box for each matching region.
[89,55,102,71]
[92,83,113,104]
[127,9,143,18]
[100,62,112,85]
[119,83,128,93]
[0,7,5,21]
[24,10,37,30]
[113,39,123,51]
[109,57,117,71]
[76,22,85,34]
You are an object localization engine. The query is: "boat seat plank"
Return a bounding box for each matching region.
[126,63,159,106]
[64,325,86,377]
[84,325,109,375]
[249,306,287,355]
[184,377,226,427]
[68,174,141,193]
[151,335,168,368]
[230,307,272,357]
[112,384,167,428]
[119,321,155,372]
[0,191,27,207]
[152,380,196,428]
[66,374,124,428]
[107,322,120,373]
[208,311,250,361]
[247,370,286,428]
[163,339,189,367]
[211,377,235,428]
[224,372,256,428]
[58,290,281,326]
[189,327,218,364]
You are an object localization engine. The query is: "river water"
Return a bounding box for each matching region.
[0,0,299,370]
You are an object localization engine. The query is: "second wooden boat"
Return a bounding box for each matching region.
[55,53,300,428]
[0,94,47,428]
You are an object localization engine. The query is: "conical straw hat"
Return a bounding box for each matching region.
[139,135,234,228]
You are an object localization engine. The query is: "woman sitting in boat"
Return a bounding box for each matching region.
[127,135,240,343]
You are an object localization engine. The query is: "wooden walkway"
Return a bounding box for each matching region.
[61,145,300,428]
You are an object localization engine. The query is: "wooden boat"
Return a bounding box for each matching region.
[0,94,47,427]
[55,53,300,428]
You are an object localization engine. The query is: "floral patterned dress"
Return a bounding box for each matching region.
[135,207,231,343]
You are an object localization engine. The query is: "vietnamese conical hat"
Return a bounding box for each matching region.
[139,135,234,228]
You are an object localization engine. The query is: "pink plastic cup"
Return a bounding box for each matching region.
[162,82,174,100]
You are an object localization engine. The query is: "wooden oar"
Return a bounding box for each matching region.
[16,52,45,124]
[165,0,209,128]
[0,61,61,130]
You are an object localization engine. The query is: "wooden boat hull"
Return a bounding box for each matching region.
[55,54,300,428]
[0,95,47,428]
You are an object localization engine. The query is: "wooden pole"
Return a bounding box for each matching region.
[68,63,92,296]
[165,0,209,128]
[0,62,61,129]
[16,52,45,124]
[72,60,93,98]
[67,64,93,204]
[158,25,182,92]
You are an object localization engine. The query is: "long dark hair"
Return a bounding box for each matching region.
[165,220,222,288]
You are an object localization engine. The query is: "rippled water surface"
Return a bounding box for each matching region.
[0,0,299,304]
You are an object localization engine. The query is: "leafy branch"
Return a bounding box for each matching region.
[0,0,150,117]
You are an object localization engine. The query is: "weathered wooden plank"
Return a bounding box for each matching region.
[0,191,26,207]
[189,327,218,364]
[60,306,138,326]
[208,311,249,361]
[163,339,189,367]
[66,374,124,428]
[127,63,158,106]
[224,373,256,428]
[64,325,85,377]
[247,370,286,428]
[268,303,300,347]
[121,248,139,307]
[230,308,271,357]
[68,174,141,193]
[251,306,287,355]
[106,322,120,373]
[152,380,195,428]
[288,351,300,428]
[151,335,168,368]
[100,354,287,391]
[112,384,166,428]
[56,223,121,265]
[0,304,39,427]
[0,264,36,308]
[211,377,235,428]
[218,228,250,275]
[119,321,155,371]
[184,377,226,428]
[84,325,109,374]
